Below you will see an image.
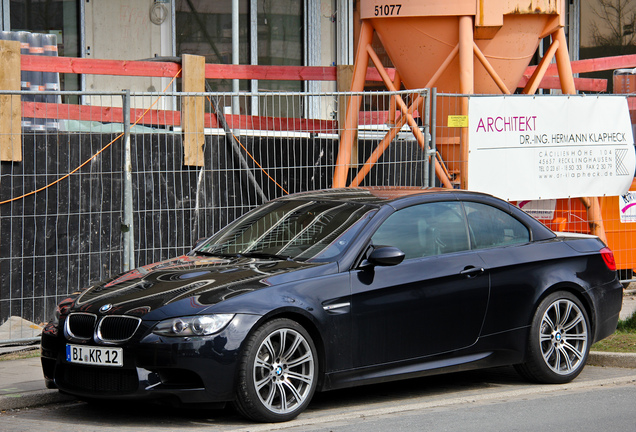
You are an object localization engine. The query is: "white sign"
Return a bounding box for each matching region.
[468,96,636,201]
[620,192,636,222]
[516,199,557,220]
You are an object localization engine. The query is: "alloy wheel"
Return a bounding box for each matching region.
[539,298,588,375]
[252,327,315,414]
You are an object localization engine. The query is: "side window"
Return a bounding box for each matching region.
[464,202,530,249]
[371,202,470,260]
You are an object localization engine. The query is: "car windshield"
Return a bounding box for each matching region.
[197,200,375,262]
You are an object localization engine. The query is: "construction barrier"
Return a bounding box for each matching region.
[1,89,634,344]
[0,88,435,343]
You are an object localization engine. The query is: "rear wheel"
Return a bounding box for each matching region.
[234,318,318,422]
[515,291,590,384]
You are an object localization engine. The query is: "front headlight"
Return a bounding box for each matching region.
[152,314,235,337]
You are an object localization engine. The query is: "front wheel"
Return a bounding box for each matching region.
[515,291,590,384]
[234,318,318,422]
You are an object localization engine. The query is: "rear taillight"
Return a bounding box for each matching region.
[600,247,617,271]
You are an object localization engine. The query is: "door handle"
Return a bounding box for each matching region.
[460,266,485,277]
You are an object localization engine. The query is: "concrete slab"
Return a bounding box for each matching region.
[0,317,42,342]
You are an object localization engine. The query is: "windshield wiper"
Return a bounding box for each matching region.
[240,251,293,261]
[192,250,242,258]
[193,249,294,261]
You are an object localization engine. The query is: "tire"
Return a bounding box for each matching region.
[515,291,590,384]
[234,318,318,422]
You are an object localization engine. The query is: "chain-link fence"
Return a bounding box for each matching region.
[0,88,436,343]
[432,93,636,288]
[2,89,635,345]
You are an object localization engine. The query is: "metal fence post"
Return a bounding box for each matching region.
[122,89,135,272]
[429,87,438,187]
[422,89,430,187]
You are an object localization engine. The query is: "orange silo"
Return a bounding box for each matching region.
[334,0,576,189]
[333,0,613,245]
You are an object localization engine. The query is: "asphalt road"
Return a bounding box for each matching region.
[280,384,636,432]
[1,365,635,432]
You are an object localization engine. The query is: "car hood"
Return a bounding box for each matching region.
[68,254,328,319]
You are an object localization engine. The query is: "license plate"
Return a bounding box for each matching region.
[66,344,123,367]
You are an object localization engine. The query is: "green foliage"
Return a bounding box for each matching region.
[591,311,636,353]
[616,310,636,333]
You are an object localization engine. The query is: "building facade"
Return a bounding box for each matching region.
[1,1,630,100]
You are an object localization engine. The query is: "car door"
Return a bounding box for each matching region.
[461,201,540,337]
[350,201,490,368]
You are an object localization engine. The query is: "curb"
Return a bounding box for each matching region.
[587,351,636,369]
[0,388,74,412]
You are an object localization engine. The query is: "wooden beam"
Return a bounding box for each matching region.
[518,76,607,92]
[0,40,22,162]
[21,55,182,78]
[21,100,338,132]
[525,54,636,77]
[181,54,205,167]
[20,54,396,82]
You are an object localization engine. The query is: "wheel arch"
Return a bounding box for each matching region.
[239,307,328,390]
[532,281,596,337]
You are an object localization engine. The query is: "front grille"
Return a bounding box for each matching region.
[66,313,97,340]
[97,316,141,343]
[65,313,141,344]
[58,364,138,394]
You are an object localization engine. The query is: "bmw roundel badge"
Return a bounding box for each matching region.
[99,304,113,313]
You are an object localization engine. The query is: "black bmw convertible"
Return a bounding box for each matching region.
[41,187,623,422]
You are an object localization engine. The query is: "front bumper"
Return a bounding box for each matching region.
[41,314,261,405]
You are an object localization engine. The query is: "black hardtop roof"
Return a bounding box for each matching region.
[275,187,493,205]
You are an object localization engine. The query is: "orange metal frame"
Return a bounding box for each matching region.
[333,13,609,244]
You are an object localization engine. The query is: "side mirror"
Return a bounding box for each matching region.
[365,246,405,267]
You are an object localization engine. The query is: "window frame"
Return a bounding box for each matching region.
[370,201,472,261]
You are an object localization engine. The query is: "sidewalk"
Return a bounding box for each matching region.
[0,355,74,411]
[1,292,635,413]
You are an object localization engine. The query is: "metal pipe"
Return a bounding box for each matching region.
[458,16,474,95]
[366,46,428,154]
[430,88,437,187]
[458,16,473,189]
[250,0,258,115]
[388,70,401,126]
[553,27,576,94]
[580,196,608,244]
[122,89,135,271]
[337,0,353,65]
[523,38,559,95]
[232,0,240,114]
[568,0,580,63]
[171,0,178,111]
[209,93,267,202]
[348,91,452,189]
[473,42,510,94]
[349,96,421,187]
[423,89,430,187]
[333,20,374,188]
[79,0,86,98]
[1,0,9,31]
[425,45,459,89]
